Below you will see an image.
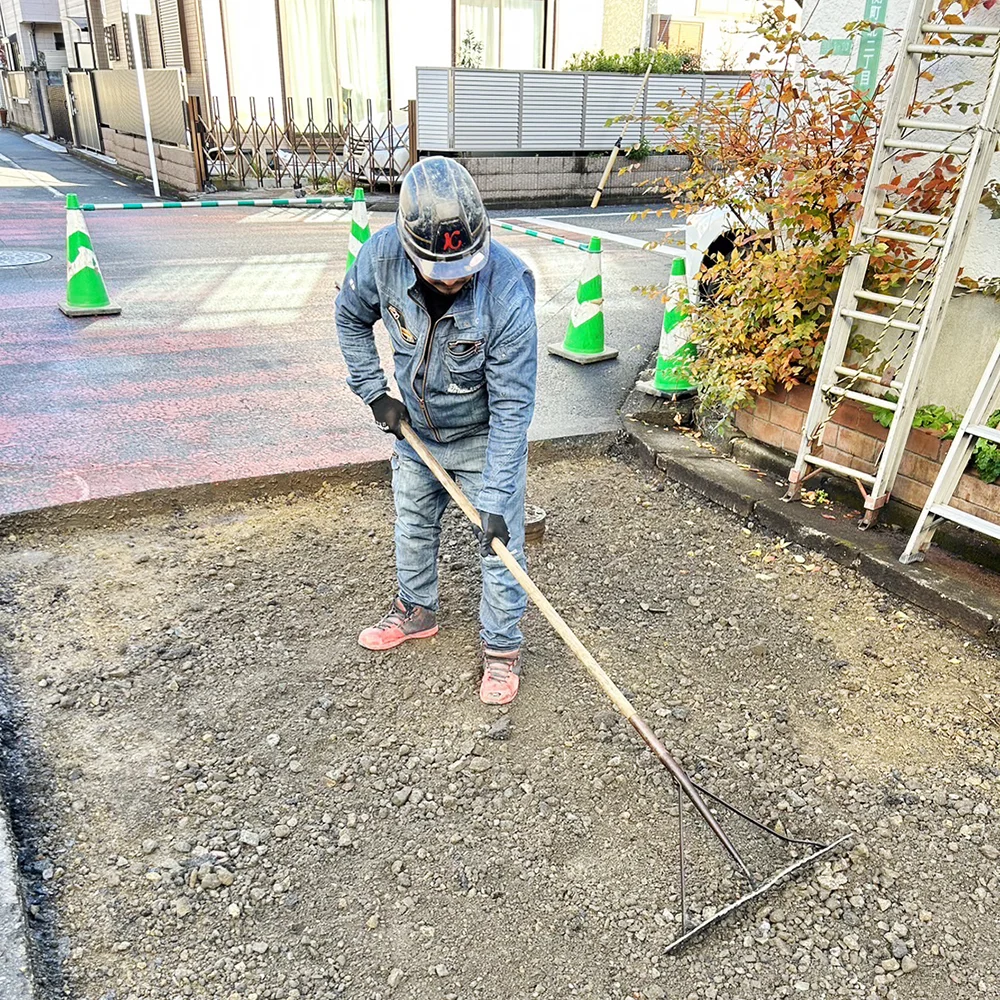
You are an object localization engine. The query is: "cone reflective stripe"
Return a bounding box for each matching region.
[60,193,121,318]
[345,187,371,275]
[547,237,618,364]
[637,256,697,397]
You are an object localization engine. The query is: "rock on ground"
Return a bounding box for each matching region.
[0,449,998,999]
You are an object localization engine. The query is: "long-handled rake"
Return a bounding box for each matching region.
[400,423,851,951]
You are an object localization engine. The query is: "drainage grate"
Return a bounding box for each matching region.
[0,251,53,267]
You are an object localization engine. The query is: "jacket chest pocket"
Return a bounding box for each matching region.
[384,304,417,351]
[445,338,486,394]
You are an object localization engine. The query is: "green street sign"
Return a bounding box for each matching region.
[855,0,889,99]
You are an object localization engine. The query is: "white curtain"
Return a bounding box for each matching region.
[459,0,500,68]
[278,0,339,124]
[336,0,388,123]
[222,0,284,123]
[388,0,451,106]
[501,0,543,69]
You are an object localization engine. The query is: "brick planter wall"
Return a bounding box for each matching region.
[735,385,1000,523]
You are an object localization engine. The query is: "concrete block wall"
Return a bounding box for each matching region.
[456,153,691,207]
[735,385,1000,523]
[100,127,197,191]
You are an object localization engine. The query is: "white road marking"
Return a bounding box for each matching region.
[539,209,669,220]
[239,207,350,224]
[0,148,66,198]
[508,216,684,257]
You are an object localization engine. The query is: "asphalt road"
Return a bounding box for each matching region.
[0,129,676,514]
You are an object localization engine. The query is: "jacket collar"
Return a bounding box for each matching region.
[405,260,479,330]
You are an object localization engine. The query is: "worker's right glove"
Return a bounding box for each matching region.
[370,394,410,440]
[474,511,510,558]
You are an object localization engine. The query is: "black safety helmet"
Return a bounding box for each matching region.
[396,156,490,281]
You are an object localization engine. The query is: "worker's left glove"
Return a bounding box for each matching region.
[474,511,509,557]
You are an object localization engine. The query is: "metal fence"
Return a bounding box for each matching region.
[194,96,413,192]
[92,68,187,146]
[416,67,747,153]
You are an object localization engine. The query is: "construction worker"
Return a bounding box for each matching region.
[336,157,537,706]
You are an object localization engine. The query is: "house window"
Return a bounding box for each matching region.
[105,23,120,62]
[277,0,388,125]
[54,31,65,51]
[655,18,704,60]
[459,0,544,70]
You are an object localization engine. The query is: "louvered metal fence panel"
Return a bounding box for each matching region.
[453,70,520,151]
[92,68,187,146]
[415,69,747,153]
[583,73,646,148]
[416,68,450,148]
[520,72,585,150]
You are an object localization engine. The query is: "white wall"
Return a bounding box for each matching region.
[554,0,604,68]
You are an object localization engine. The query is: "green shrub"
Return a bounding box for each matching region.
[564,45,700,75]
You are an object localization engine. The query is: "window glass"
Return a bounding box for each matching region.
[501,0,543,69]
[278,0,339,123]
[334,0,389,123]
[459,0,500,68]
[667,19,703,59]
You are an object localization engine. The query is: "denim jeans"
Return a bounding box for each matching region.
[392,432,527,651]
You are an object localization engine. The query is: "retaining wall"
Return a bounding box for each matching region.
[99,127,197,191]
[735,384,1000,524]
[456,152,691,207]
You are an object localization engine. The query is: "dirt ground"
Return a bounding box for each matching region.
[0,446,998,1000]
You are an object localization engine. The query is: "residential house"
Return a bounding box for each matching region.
[0,0,66,72]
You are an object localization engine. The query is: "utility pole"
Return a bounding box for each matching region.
[122,0,160,198]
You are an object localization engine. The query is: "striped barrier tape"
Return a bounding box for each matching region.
[491,221,598,253]
[78,196,354,211]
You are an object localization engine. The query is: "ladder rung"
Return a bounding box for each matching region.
[861,226,947,248]
[884,138,972,155]
[907,43,997,56]
[897,117,973,134]
[833,365,905,392]
[874,207,946,225]
[921,22,1000,36]
[928,504,1000,541]
[854,289,925,311]
[824,384,899,411]
[968,423,1000,446]
[840,308,922,333]
[807,455,877,486]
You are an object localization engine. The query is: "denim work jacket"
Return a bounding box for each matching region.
[335,225,538,515]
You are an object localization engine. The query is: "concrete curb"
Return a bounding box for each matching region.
[0,802,34,1000]
[623,417,1000,640]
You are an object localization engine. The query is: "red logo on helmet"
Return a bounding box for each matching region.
[442,229,464,252]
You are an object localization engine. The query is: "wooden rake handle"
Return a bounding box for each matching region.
[398,422,752,880]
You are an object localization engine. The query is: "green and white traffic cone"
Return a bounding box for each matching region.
[547,237,618,364]
[345,186,371,275]
[59,193,121,318]
[636,256,697,397]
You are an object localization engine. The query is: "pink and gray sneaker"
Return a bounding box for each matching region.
[479,647,522,705]
[358,598,438,651]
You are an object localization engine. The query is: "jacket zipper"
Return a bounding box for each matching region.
[411,304,442,442]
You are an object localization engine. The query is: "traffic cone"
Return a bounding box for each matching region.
[59,193,121,318]
[345,186,371,275]
[547,237,618,364]
[636,256,697,397]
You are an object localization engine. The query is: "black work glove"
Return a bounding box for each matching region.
[370,394,410,440]
[474,511,510,557]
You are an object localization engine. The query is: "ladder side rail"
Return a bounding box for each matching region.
[900,335,1000,561]
[866,57,1000,509]
[788,0,937,489]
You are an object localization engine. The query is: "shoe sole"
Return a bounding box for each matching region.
[358,625,439,652]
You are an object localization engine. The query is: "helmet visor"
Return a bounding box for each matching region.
[406,228,491,281]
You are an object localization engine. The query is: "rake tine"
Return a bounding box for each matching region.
[663,835,853,955]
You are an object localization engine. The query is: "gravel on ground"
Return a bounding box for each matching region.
[0,447,998,1000]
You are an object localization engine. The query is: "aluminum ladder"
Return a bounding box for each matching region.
[785,0,1000,527]
[900,335,1000,562]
